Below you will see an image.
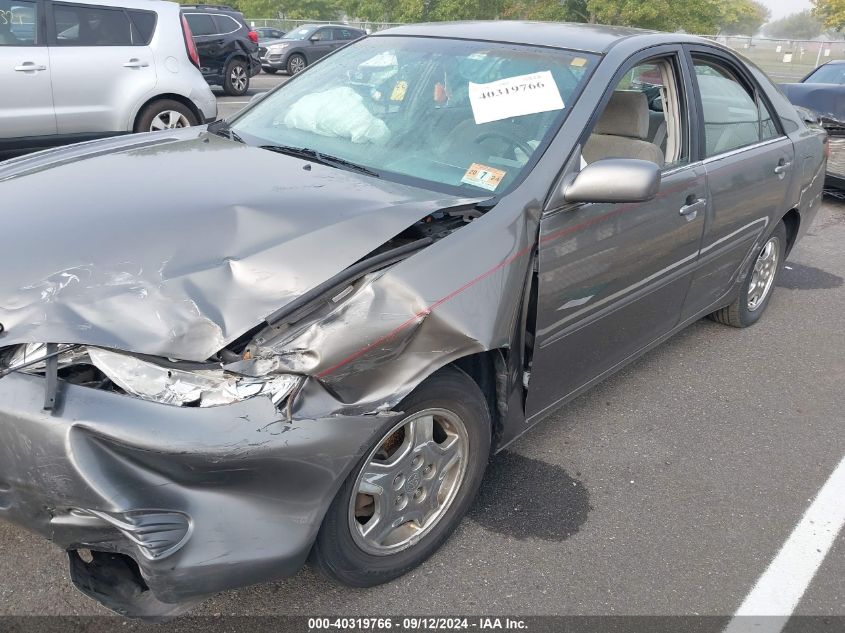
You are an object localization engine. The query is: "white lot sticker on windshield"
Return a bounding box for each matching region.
[468,71,564,125]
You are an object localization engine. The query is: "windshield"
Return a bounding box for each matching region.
[232,36,598,195]
[805,63,845,85]
[283,26,315,41]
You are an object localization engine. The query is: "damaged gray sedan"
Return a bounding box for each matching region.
[0,22,826,617]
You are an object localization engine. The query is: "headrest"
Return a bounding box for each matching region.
[593,90,650,140]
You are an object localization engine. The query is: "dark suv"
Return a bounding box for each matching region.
[259,24,365,75]
[182,4,261,96]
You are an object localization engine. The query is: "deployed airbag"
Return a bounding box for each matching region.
[284,87,391,145]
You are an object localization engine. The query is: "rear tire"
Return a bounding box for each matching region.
[223,58,250,96]
[134,99,197,133]
[709,221,787,328]
[311,366,491,587]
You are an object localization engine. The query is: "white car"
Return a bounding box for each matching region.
[0,0,217,156]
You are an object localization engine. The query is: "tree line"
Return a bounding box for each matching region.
[208,0,771,34]
[184,0,845,37]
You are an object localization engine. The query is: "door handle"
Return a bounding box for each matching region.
[679,197,706,219]
[774,161,792,175]
[123,59,149,68]
[14,62,47,72]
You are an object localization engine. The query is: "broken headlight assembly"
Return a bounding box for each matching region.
[0,343,301,408]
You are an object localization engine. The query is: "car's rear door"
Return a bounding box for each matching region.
[184,12,221,78]
[679,47,795,318]
[0,0,56,140]
[525,46,707,420]
[47,1,156,135]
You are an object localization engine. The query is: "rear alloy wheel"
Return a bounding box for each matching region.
[134,100,198,133]
[311,367,491,586]
[287,53,306,75]
[223,59,250,96]
[709,221,787,328]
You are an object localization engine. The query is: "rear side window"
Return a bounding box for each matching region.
[693,57,779,157]
[0,0,38,46]
[212,14,240,34]
[127,9,155,45]
[184,13,215,36]
[52,3,134,46]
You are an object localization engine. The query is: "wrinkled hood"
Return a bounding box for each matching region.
[780,82,845,126]
[0,130,472,361]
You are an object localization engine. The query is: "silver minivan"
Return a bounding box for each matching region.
[0,0,217,155]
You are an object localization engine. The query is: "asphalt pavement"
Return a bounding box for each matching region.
[214,72,290,120]
[0,114,842,619]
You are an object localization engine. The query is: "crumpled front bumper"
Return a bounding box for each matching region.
[0,372,397,616]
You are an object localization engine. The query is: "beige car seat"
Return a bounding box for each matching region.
[584,91,664,167]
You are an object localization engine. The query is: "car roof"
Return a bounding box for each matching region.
[296,24,362,30]
[375,21,705,54]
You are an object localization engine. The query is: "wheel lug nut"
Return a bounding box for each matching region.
[393,474,405,490]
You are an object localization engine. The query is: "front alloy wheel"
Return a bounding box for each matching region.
[311,366,491,587]
[349,408,469,555]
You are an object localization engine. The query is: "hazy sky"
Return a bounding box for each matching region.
[760,0,812,20]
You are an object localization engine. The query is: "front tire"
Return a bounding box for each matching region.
[311,366,491,587]
[134,99,198,133]
[709,221,787,328]
[287,53,306,75]
[223,58,250,96]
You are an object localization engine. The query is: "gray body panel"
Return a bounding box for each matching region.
[0,24,827,615]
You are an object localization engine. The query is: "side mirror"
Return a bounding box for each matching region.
[249,91,267,103]
[563,158,661,204]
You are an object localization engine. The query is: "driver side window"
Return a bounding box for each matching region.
[583,56,688,169]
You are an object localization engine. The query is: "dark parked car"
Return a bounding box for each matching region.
[780,60,845,189]
[181,4,260,96]
[259,23,364,74]
[0,22,825,618]
[255,26,284,43]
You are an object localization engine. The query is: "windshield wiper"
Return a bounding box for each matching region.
[260,145,380,178]
[207,119,244,143]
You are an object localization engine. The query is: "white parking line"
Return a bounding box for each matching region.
[723,455,845,633]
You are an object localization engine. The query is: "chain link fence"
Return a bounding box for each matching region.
[248,18,403,34]
[246,20,845,82]
[698,35,845,82]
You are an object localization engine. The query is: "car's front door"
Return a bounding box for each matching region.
[0,0,56,139]
[679,48,796,318]
[47,2,156,135]
[525,49,707,420]
[306,27,333,62]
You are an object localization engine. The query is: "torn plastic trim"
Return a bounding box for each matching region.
[262,236,434,333]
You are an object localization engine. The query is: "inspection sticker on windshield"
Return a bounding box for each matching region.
[468,71,564,124]
[461,163,506,191]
